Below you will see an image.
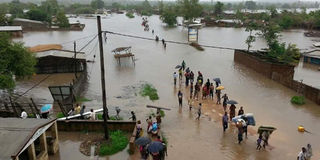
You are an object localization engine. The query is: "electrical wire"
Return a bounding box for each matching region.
[102,30,244,51]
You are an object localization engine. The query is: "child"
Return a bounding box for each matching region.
[196,103,202,120]
[130,111,136,121]
[257,135,262,150]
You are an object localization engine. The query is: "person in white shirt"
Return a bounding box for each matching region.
[173,72,178,86]
[297,147,307,160]
[20,109,28,119]
[89,109,96,120]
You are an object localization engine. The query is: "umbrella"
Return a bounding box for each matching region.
[226,100,238,105]
[213,78,221,84]
[40,104,52,113]
[232,113,256,126]
[147,141,164,153]
[216,86,225,90]
[175,65,182,69]
[135,137,151,146]
[257,126,276,134]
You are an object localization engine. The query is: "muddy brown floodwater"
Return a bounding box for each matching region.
[14,14,320,159]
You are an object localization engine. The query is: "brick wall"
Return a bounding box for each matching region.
[234,50,320,105]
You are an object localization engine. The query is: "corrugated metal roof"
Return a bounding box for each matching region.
[13,18,44,24]
[0,118,55,160]
[35,49,86,60]
[0,26,22,31]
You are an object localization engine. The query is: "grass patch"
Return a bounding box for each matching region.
[56,112,65,118]
[159,110,165,117]
[140,83,159,101]
[97,113,103,120]
[28,114,36,118]
[291,96,305,105]
[126,12,135,18]
[76,96,92,102]
[99,130,129,156]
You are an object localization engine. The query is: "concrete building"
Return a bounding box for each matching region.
[0,118,59,160]
[0,26,23,37]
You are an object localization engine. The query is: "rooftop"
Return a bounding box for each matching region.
[35,49,86,60]
[0,26,22,32]
[29,44,62,52]
[0,118,56,159]
[13,18,44,24]
[305,50,320,58]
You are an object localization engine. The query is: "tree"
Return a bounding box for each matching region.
[41,0,59,16]
[91,0,104,9]
[245,20,258,52]
[245,1,257,10]
[56,11,69,28]
[178,0,203,21]
[214,1,224,16]
[26,8,50,22]
[141,0,152,16]
[160,6,177,27]
[9,0,23,17]
[158,0,164,15]
[278,14,294,29]
[0,33,36,90]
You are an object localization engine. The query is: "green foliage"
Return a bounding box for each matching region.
[214,1,224,16]
[97,113,103,120]
[0,12,9,26]
[56,112,65,118]
[291,96,305,105]
[140,83,159,101]
[125,12,135,18]
[74,7,95,14]
[159,110,165,117]
[278,15,294,29]
[28,113,36,118]
[140,0,152,16]
[76,96,92,103]
[268,43,300,64]
[99,130,129,156]
[9,0,24,17]
[41,0,59,16]
[26,8,50,22]
[91,0,105,9]
[0,33,37,90]
[160,6,177,27]
[178,0,203,21]
[109,116,123,120]
[56,11,70,28]
[245,20,258,52]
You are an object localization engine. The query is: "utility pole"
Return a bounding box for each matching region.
[73,41,78,79]
[97,16,109,140]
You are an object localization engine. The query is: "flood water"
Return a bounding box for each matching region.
[14,14,320,159]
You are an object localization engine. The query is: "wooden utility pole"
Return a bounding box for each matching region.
[73,41,78,79]
[97,16,109,140]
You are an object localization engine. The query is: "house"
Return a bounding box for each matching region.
[0,26,23,37]
[304,50,320,65]
[30,44,87,74]
[0,118,59,160]
[12,18,48,31]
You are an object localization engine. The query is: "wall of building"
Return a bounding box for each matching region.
[234,50,320,105]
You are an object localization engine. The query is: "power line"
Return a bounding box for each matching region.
[102,30,243,51]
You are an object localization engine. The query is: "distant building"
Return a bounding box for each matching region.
[0,118,59,160]
[29,44,87,74]
[304,50,320,65]
[12,18,48,31]
[0,26,23,37]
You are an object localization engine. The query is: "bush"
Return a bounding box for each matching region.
[76,96,92,102]
[96,114,123,120]
[28,113,36,118]
[56,112,65,118]
[140,84,159,101]
[125,12,134,18]
[97,113,103,120]
[99,130,129,156]
[291,96,305,105]
[159,110,165,117]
